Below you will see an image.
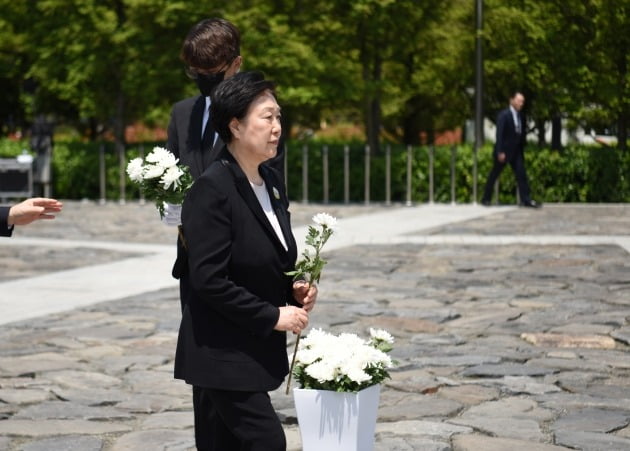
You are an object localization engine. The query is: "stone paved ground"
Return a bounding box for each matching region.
[0,201,628,450]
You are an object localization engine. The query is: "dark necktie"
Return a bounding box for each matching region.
[201,109,215,168]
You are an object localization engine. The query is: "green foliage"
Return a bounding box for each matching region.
[45,140,163,200]
[286,218,335,283]
[0,140,29,157]
[1,0,629,149]
[2,138,627,203]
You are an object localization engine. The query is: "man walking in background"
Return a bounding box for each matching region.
[481,91,540,208]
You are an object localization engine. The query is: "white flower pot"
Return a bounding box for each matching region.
[293,384,381,451]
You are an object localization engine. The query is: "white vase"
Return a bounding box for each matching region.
[293,384,381,451]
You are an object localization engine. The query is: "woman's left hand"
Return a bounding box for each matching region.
[293,280,318,312]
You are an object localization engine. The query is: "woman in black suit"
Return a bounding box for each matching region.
[175,71,317,451]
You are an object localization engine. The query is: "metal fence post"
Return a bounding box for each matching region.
[322,145,329,204]
[139,144,145,205]
[343,145,350,204]
[428,145,435,204]
[364,144,370,205]
[99,143,106,205]
[406,145,412,206]
[118,144,126,205]
[385,144,391,206]
[302,144,309,204]
[450,145,456,205]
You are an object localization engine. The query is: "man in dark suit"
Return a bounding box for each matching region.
[163,18,285,226]
[481,91,541,208]
[175,72,316,450]
[166,18,242,182]
[166,18,243,313]
[1,197,62,237]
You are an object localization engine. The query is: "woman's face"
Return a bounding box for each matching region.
[231,90,281,164]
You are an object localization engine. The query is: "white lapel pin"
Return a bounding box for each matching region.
[272,186,280,200]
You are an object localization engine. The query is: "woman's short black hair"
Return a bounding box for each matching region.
[210,71,276,144]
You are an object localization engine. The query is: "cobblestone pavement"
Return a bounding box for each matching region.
[0,201,628,451]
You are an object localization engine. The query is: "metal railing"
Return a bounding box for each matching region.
[103,142,517,206]
[292,143,482,205]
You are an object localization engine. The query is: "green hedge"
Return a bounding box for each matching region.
[1,138,628,203]
[285,141,630,204]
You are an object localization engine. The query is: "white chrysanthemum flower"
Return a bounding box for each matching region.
[370,328,395,344]
[337,332,366,349]
[305,360,337,383]
[158,152,178,169]
[145,146,178,169]
[295,348,322,366]
[345,365,371,384]
[143,163,165,179]
[145,146,171,162]
[294,327,394,391]
[126,158,145,182]
[312,212,337,229]
[161,166,184,190]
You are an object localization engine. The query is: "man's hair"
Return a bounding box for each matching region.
[180,18,240,70]
[210,71,276,144]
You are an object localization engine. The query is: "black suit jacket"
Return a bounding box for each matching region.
[174,148,298,391]
[167,95,286,281]
[167,95,224,180]
[0,206,13,237]
[494,107,525,162]
[167,96,223,282]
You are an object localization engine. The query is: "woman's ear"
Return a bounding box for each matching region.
[229,118,240,140]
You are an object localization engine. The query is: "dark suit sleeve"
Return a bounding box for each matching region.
[182,176,280,338]
[0,206,13,237]
[495,110,509,156]
[166,105,179,158]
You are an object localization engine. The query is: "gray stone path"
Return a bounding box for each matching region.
[0,201,628,450]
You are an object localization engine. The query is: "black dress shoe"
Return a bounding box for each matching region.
[520,200,542,208]
[481,199,491,206]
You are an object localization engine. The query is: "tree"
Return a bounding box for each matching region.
[586,0,630,150]
[0,1,32,134]
[19,0,200,141]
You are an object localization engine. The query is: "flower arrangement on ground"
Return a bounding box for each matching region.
[126,146,193,218]
[292,327,394,392]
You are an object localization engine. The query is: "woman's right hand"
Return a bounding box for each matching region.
[275,306,309,334]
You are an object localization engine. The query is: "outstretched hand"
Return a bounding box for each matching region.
[8,198,63,226]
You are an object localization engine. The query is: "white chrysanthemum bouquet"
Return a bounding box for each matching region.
[126,146,193,218]
[293,328,394,392]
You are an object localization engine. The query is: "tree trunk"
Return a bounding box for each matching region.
[402,101,422,146]
[535,118,546,147]
[551,114,562,151]
[365,55,382,155]
[113,90,126,203]
[618,112,628,151]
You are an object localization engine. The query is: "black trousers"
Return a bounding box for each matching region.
[192,385,286,451]
[482,151,531,204]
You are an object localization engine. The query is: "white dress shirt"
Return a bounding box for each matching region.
[250,181,288,251]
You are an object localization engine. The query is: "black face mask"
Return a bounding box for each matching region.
[195,71,225,97]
